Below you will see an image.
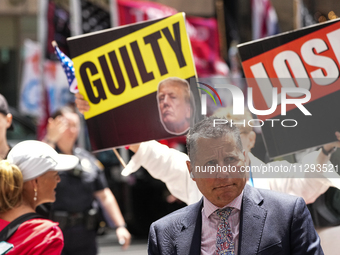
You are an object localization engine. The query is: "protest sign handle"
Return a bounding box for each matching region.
[215,0,228,60]
[113,148,127,168]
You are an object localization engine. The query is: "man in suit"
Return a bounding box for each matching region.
[148,116,323,255]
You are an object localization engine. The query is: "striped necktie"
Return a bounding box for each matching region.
[215,207,234,255]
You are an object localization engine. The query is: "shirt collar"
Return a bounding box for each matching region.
[203,190,243,218]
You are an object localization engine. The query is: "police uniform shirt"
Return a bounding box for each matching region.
[52,147,108,213]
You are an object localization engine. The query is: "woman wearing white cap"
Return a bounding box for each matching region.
[0,140,78,255]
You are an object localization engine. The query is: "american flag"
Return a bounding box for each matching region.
[53,41,78,93]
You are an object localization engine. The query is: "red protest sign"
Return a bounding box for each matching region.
[238,19,340,158]
[241,20,340,120]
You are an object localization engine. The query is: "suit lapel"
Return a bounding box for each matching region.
[174,186,267,255]
[188,205,202,255]
[175,199,203,255]
[239,185,267,255]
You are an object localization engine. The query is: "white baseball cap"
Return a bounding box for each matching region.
[7,140,79,181]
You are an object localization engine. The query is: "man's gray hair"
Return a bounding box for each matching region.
[186,116,243,165]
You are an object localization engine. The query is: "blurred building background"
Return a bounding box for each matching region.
[0,0,339,106]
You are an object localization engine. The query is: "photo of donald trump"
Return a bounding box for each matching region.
[157,77,195,135]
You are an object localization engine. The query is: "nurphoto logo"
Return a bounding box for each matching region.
[198,81,312,128]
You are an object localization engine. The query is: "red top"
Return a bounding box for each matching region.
[0,218,64,255]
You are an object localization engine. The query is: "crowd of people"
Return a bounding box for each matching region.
[0,95,130,255]
[1,74,340,255]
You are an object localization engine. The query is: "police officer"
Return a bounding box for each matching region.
[43,105,131,255]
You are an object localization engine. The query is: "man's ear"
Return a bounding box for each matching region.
[248,131,256,150]
[186,161,195,180]
[6,113,12,129]
[243,149,249,164]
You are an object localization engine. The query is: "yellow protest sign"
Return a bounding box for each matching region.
[68,13,200,151]
[71,13,195,119]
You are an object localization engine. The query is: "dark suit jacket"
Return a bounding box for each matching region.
[148,184,323,255]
